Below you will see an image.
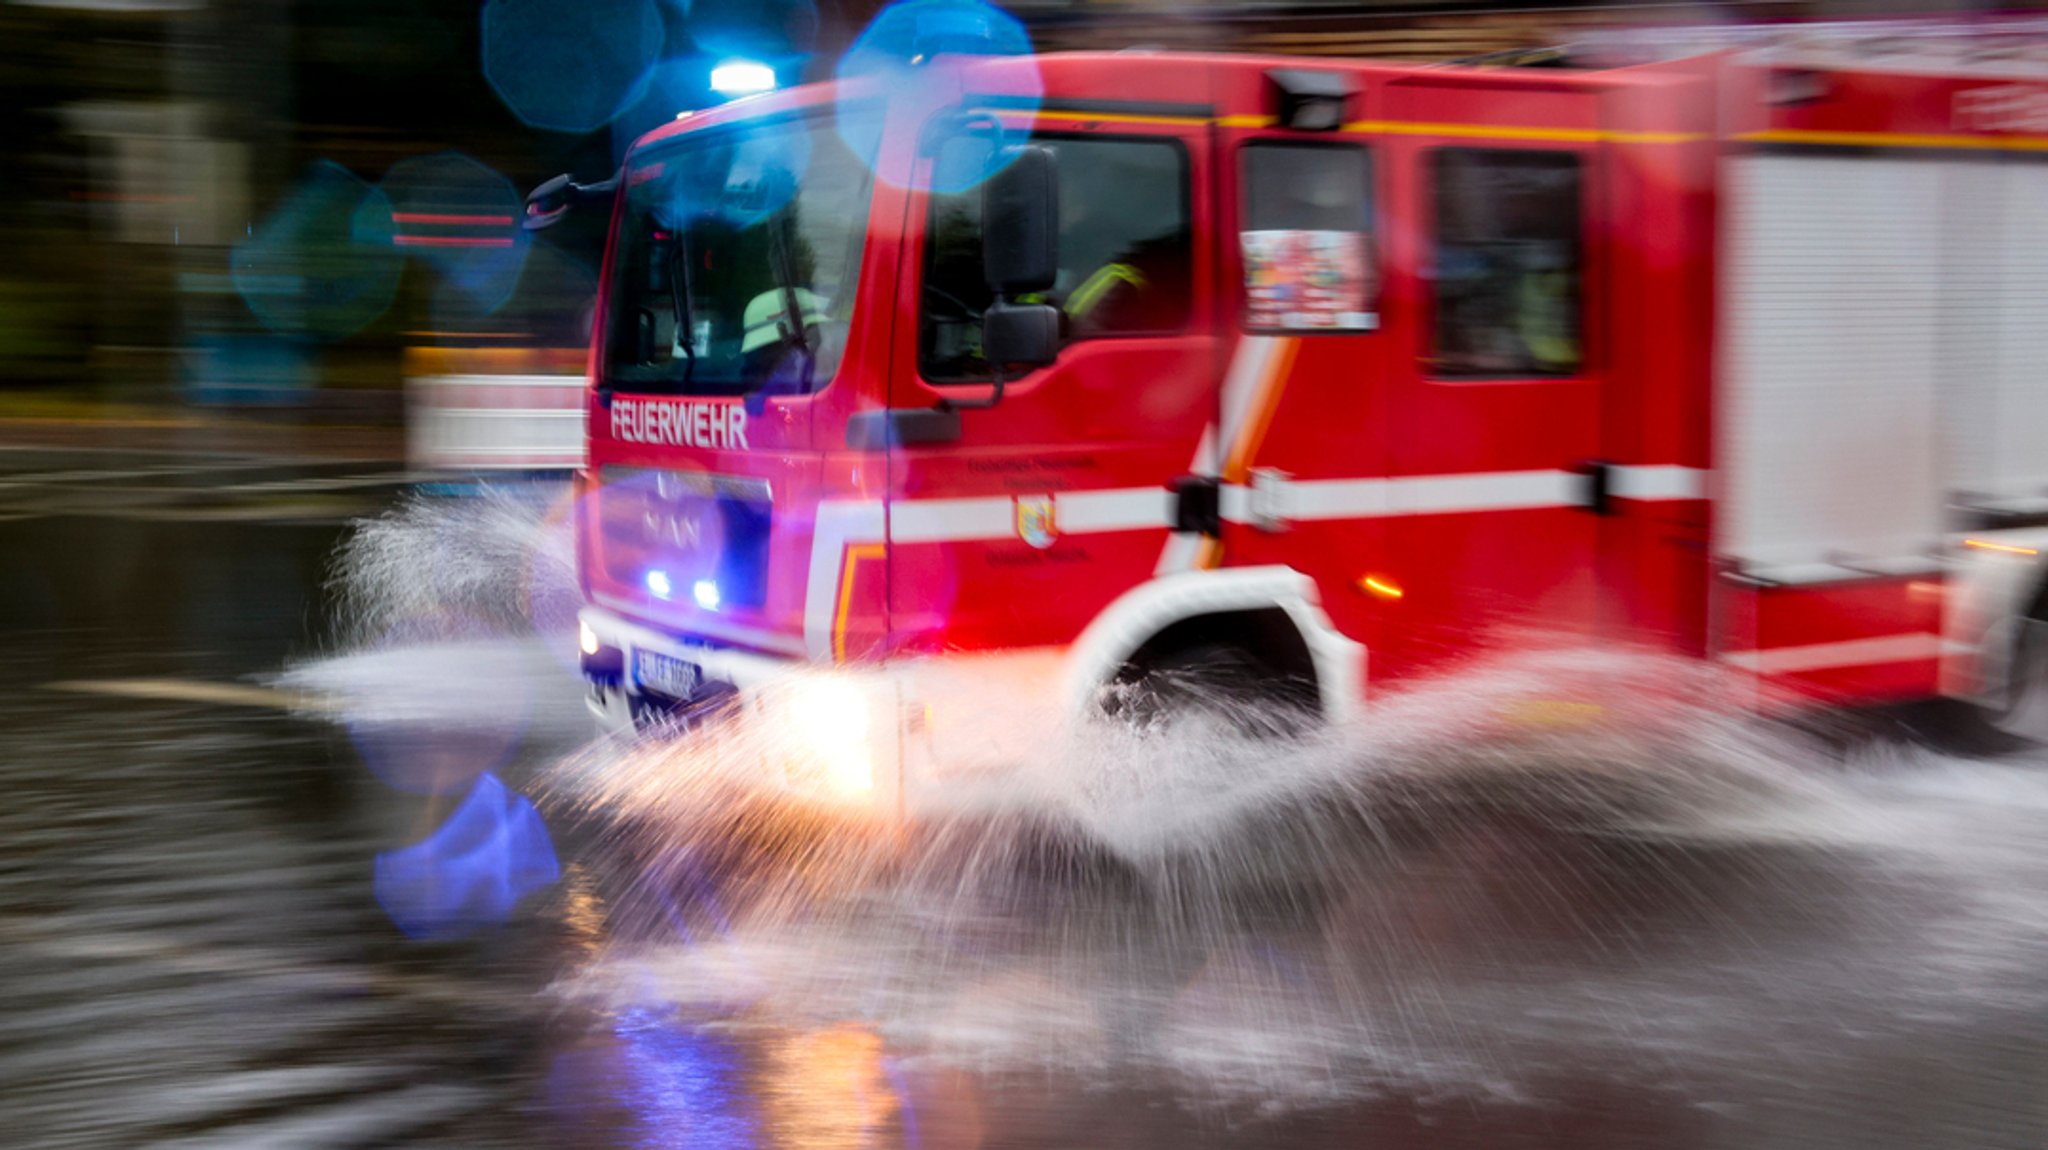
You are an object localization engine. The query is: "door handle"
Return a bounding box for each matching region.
[1577,460,1614,516]
[1169,474,1221,536]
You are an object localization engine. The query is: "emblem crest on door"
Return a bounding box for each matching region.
[1014,495,1058,550]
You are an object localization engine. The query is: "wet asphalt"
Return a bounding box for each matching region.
[0,447,2045,1149]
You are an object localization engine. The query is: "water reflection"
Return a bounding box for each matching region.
[608,1009,758,1150]
[757,1026,903,1150]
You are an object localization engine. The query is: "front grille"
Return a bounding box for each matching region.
[597,467,772,610]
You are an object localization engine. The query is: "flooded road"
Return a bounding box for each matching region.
[3,452,2048,1148]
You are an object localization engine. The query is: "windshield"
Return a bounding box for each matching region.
[605,114,876,397]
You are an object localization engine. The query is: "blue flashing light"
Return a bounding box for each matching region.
[646,569,673,598]
[692,578,721,610]
[709,59,777,97]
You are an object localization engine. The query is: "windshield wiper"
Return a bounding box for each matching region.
[744,212,817,415]
[667,237,697,390]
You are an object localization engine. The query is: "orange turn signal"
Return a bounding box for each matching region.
[1358,575,1404,600]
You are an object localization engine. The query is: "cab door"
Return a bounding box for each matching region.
[883,105,1218,657]
[1370,81,1607,681]
[1208,81,1607,688]
[1200,127,1391,665]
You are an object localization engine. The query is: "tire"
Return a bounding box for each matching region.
[1105,642,1320,738]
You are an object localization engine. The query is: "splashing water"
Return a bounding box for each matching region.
[322,482,578,654]
[283,484,592,792]
[295,483,2048,1108]
[542,650,2048,1106]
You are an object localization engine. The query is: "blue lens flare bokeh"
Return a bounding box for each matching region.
[231,161,403,341]
[687,0,818,61]
[645,120,813,232]
[835,0,1037,192]
[379,152,531,319]
[482,0,665,134]
[374,771,561,940]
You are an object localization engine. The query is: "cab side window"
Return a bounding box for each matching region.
[1430,149,1583,378]
[920,134,1192,382]
[1241,142,1377,332]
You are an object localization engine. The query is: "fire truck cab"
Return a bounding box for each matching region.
[554,25,2048,798]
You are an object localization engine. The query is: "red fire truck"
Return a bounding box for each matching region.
[532,21,2048,800]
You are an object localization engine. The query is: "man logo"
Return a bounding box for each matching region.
[642,510,704,550]
[1015,495,1058,550]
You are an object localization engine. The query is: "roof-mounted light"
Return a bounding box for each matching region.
[710,60,777,97]
[1267,68,1354,132]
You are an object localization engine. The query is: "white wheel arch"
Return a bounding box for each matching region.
[1058,565,1365,722]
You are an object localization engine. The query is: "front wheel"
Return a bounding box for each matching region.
[1102,643,1320,739]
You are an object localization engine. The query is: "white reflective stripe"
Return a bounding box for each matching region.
[1219,470,1582,524]
[1155,335,1272,572]
[888,488,1174,543]
[1154,531,1204,575]
[889,496,1014,544]
[1609,464,1707,501]
[1216,336,1280,460]
[1056,487,1174,533]
[1393,469,1579,514]
[1218,483,1252,524]
[1286,478,1391,520]
[759,465,1704,661]
[1189,425,1219,478]
[1719,631,1963,674]
[803,500,885,660]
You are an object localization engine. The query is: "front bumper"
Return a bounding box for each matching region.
[578,604,906,810]
[577,604,1069,811]
[578,605,799,733]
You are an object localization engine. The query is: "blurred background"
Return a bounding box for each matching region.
[0,0,1983,443]
[8,4,2048,1149]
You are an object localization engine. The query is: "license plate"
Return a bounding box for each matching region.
[633,650,701,700]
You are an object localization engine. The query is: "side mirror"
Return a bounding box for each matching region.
[981,146,1057,295]
[524,172,619,231]
[524,174,574,231]
[983,301,1060,370]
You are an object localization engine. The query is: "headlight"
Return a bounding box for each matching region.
[785,677,875,800]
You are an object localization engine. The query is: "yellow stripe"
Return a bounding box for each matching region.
[989,109,1209,127]
[1341,120,1706,145]
[998,109,1701,143]
[1736,128,2048,152]
[832,543,886,663]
